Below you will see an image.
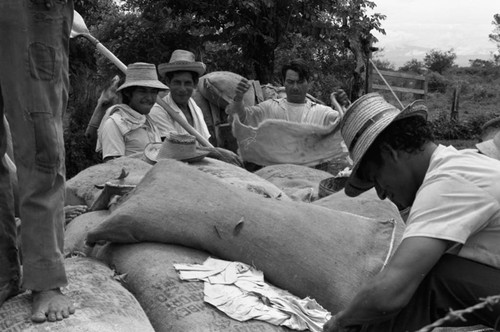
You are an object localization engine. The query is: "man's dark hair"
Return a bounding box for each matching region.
[281,58,310,82]
[361,115,435,167]
[164,70,200,86]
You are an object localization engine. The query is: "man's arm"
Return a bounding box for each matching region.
[324,236,450,331]
[226,78,251,123]
[100,119,126,162]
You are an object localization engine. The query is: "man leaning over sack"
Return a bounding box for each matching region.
[149,49,243,166]
[323,93,500,331]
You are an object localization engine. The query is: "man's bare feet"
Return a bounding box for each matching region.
[31,288,75,323]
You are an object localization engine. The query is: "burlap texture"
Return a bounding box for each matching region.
[0,257,154,332]
[232,116,349,167]
[64,210,111,256]
[86,159,397,313]
[194,157,290,201]
[65,157,152,207]
[95,242,291,332]
[255,164,333,202]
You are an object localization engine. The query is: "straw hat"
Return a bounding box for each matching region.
[117,62,168,91]
[144,133,209,164]
[478,116,500,142]
[340,93,428,197]
[476,131,500,160]
[158,50,206,77]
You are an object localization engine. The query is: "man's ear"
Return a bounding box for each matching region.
[380,143,399,162]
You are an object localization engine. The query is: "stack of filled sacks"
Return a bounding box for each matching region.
[84,158,402,316]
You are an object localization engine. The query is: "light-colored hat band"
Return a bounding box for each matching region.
[348,110,389,152]
[157,134,198,160]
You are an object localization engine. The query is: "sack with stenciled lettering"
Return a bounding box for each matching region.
[94,242,291,332]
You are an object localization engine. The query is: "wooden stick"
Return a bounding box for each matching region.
[369,59,404,109]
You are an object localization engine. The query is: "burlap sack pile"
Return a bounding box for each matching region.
[0,257,154,332]
[94,242,292,332]
[64,210,111,256]
[255,164,333,202]
[194,157,289,200]
[65,156,152,207]
[86,159,398,313]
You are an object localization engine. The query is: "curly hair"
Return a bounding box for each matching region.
[281,58,310,82]
[361,115,435,167]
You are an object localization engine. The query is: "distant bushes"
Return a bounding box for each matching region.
[426,72,450,93]
[429,111,499,140]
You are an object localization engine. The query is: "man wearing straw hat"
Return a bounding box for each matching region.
[96,62,168,162]
[150,49,243,166]
[0,0,76,323]
[150,49,211,141]
[324,93,500,331]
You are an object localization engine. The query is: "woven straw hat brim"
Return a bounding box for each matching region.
[476,131,500,160]
[480,116,500,141]
[343,97,428,197]
[117,80,168,92]
[158,62,206,77]
[144,142,209,164]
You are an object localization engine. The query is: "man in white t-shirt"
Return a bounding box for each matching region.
[324,93,500,332]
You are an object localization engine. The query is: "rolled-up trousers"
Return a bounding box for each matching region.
[0,0,73,292]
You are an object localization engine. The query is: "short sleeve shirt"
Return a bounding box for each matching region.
[403,145,500,268]
[101,117,159,159]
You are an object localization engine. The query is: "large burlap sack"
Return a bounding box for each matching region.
[64,210,111,256]
[193,157,290,200]
[65,157,152,207]
[232,115,349,167]
[255,164,332,202]
[94,242,291,332]
[86,159,398,313]
[198,71,256,109]
[314,188,406,252]
[0,257,154,332]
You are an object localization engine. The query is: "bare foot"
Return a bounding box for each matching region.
[31,288,75,323]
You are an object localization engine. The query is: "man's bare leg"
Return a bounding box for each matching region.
[31,288,75,323]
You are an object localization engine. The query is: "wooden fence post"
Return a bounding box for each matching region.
[450,86,460,121]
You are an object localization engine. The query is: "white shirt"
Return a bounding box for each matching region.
[404,145,500,268]
[149,93,211,141]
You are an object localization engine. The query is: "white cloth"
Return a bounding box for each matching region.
[149,93,211,141]
[404,145,500,268]
[242,98,340,127]
[96,104,161,159]
[174,257,331,332]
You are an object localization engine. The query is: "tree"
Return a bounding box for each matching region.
[423,49,456,74]
[399,58,425,74]
[371,58,395,71]
[489,13,500,65]
[100,0,385,93]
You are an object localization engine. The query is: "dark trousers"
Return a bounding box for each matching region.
[362,254,500,332]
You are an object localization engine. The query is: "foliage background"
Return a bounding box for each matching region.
[65,0,500,178]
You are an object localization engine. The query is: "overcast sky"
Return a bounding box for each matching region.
[370,0,499,67]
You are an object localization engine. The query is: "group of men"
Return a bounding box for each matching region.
[1,1,500,330]
[95,51,349,170]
